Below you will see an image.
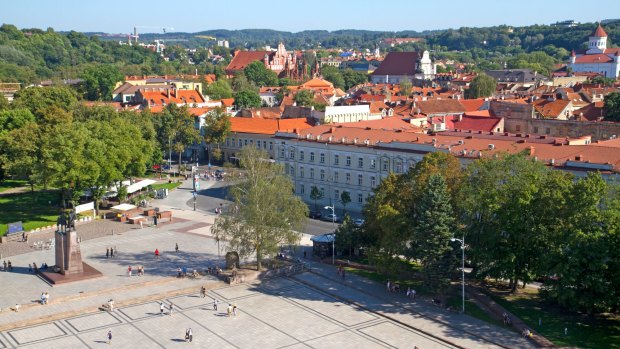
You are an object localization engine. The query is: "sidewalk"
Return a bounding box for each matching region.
[294,257,536,349]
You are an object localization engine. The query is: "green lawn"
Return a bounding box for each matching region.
[150,182,182,191]
[0,190,61,235]
[490,289,620,348]
[445,297,505,328]
[0,179,28,193]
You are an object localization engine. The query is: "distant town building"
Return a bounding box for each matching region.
[552,20,579,27]
[217,40,229,48]
[568,24,620,79]
[370,51,435,84]
[225,42,297,78]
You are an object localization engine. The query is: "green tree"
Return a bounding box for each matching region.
[320,66,345,89]
[234,89,261,109]
[411,174,457,293]
[80,65,124,101]
[11,86,78,119]
[342,68,368,90]
[399,80,412,96]
[465,73,497,99]
[0,95,9,111]
[243,61,278,87]
[203,79,233,100]
[340,190,351,215]
[203,107,231,162]
[604,92,620,122]
[310,185,323,212]
[0,108,35,135]
[294,89,314,107]
[335,215,360,256]
[212,146,307,270]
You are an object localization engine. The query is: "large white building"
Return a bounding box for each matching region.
[568,24,620,78]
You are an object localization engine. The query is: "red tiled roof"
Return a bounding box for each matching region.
[574,54,614,64]
[458,98,486,112]
[591,24,608,37]
[417,99,466,115]
[230,117,313,135]
[371,52,419,76]
[226,51,270,73]
[336,117,422,132]
[454,116,502,132]
[533,99,571,118]
[139,89,205,106]
[464,110,492,117]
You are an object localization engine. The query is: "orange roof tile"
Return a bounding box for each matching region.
[226,51,270,73]
[458,98,486,112]
[230,117,313,135]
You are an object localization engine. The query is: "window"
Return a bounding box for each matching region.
[334,171,339,182]
[310,152,315,162]
[289,149,295,159]
[300,151,305,161]
[320,153,325,164]
[346,173,351,183]
[300,184,305,195]
[269,142,273,150]
[515,125,521,132]
[545,128,551,135]
[382,160,388,171]
[226,138,230,147]
[346,156,351,166]
[395,161,403,173]
[244,139,248,146]
[310,168,314,179]
[289,166,295,176]
[256,141,260,149]
[320,187,324,196]
[358,157,364,168]
[371,176,376,187]
[300,167,304,178]
[334,154,339,165]
[370,159,376,169]
[358,174,363,186]
[238,139,242,147]
[358,193,363,204]
[280,147,285,158]
[533,127,539,134]
[320,169,325,180]
[334,189,339,199]
[263,141,267,149]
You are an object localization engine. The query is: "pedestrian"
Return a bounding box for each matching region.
[107,330,112,345]
[7,261,12,272]
[106,248,109,258]
[44,292,50,305]
[108,299,114,312]
[303,250,307,258]
[3,260,6,271]
[386,280,391,292]
[155,248,159,260]
[140,220,143,229]
[411,289,416,300]
[160,302,165,315]
[200,286,206,298]
[188,328,193,342]
[40,292,45,305]
[169,303,174,316]
[110,247,114,258]
[14,304,20,312]
[29,264,33,273]
[341,268,345,280]
[175,243,179,253]
[128,265,132,277]
[212,298,218,311]
[227,304,232,317]
[185,329,190,342]
[232,304,237,317]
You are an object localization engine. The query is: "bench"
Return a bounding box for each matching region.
[128,216,146,225]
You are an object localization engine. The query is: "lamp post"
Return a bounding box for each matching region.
[450,235,465,314]
[324,205,335,265]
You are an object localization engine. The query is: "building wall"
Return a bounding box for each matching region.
[569,61,620,78]
[221,133,276,162]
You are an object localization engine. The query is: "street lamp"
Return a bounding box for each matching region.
[324,205,335,265]
[450,235,465,314]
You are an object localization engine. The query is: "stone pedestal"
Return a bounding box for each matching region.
[54,230,84,275]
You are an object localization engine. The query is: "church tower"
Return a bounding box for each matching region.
[587,23,607,54]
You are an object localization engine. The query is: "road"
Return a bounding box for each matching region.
[173,172,338,237]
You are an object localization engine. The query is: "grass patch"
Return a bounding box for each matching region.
[446,297,505,327]
[0,190,61,236]
[489,288,620,348]
[344,267,427,293]
[150,182,182,191]
[0,179,28,193]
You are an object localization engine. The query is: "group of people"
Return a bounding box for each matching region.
[386,280,401,293]
[105,247,116,258]
[406,287,417,300]
[184,328,193,342]
[40,291,50,305]
[502,312,513,325]
[205,266,221,275]
[2,260,12,272]
[226,303,237,317]
[127,265,145,277]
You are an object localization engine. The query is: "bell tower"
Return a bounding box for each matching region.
[588,23,607,54]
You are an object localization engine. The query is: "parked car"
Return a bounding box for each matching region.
[322,213,340,223]
[353,218,365,227]
[308,210,323,219]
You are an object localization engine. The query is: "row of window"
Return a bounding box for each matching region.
[284,150,378,169]
[290,166,377,187]
[225,138,274,151]
[299,185,365,204]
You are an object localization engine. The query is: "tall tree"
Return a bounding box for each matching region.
[342,68,368,90]
[243,61,278,87]
[465,73,497,99]
[80,65,124,101]
[234,89,261,109]
[411,174,457,293]
[603,92,620,122]
[320,66,345,89]
[212,146,307,270]
[203,79,233,100]
[294,89,314,107]
[203,107,231,162]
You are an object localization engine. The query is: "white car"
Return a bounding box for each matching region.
[353,219,365,226]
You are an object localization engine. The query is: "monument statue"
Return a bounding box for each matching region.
[54,210,83,275]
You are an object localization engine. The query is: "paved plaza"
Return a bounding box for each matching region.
[0,178,533,348]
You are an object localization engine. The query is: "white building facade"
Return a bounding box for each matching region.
[568,24,620,78]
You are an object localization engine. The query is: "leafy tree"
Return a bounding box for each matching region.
[340,190,351,215]
[320,66,345,89]
[203,107,231,162]
[162,104,202,169]
[294,89,314,107]
[310,185,323,211]
[234,89,261,109]
[0,108,34,135]
[212,146,307,270]
[243,61,278,87]
[11,86,78,118]
[335,215,360,256]
[0,95,9,111]
[80,64,123,101]
[399,80,412,96]
[203,79,233,100]
[342,68,368,90]
[411,174,457,293]
[231,71,256,93]
[604,92,620,122]
[465,73,497,99]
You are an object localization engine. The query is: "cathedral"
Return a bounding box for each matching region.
[226,42,298,79]
[568,24,620,79]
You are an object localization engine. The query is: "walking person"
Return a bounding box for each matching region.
[212,298,218,311]
[175,243,179,253]
[160,302,165,315]
[341,268,345,280]
[106,248,109,258]
[200,286,206,298]
[227,304,232,317]
[188,328,193,342]
[28,264,33,273]
[185,329,190,342]
[7,261,12,272]
[232,304,237,317]
[107,330,112,345]
[108,299,114,312]
[110,247,114,258]
[169,303,174,316]
[128,265,132,277]
[155,248,159,260]
[3,260,6,271]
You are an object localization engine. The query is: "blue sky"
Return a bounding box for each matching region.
[3,0,620,33]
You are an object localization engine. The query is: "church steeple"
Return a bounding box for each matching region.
[588,23,608,52]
